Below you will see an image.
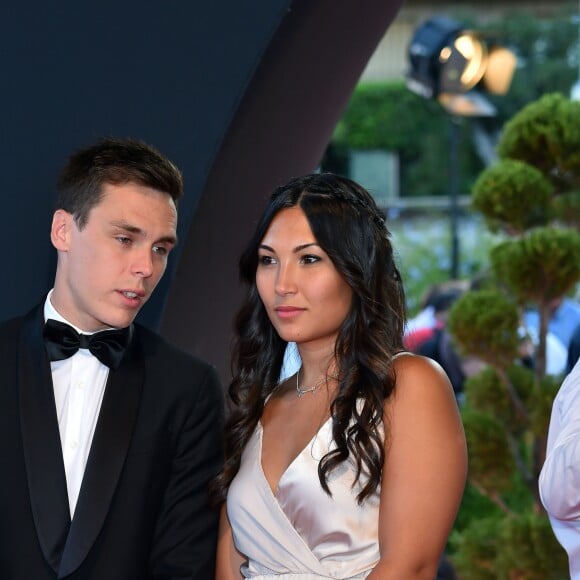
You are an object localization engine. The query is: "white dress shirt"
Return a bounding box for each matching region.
[539,356,580,578]
[44,291,109,517]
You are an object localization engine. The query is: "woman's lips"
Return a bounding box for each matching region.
[274,306,305,319]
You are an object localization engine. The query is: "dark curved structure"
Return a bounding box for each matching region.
[1,0,404,380]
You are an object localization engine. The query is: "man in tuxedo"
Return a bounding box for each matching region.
[0,138,224,579]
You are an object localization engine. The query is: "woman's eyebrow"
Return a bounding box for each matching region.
[258,242,320,253]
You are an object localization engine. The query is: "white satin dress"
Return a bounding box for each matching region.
[226,417,381,579]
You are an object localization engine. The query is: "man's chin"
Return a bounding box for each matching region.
[100,313,139,330]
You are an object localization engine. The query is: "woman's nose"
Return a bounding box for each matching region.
[275,263,297,295]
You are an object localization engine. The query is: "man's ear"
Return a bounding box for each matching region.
[51,209,74,251]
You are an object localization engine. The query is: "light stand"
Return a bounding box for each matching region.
[449,115,461,279]
[571,0,580,100]
[406,16,516,278]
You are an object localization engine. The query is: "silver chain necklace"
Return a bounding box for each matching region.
[295,367,337,398]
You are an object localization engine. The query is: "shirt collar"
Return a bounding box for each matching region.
[44,289,98,335]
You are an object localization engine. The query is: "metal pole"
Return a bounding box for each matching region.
[449,115,461,279]
[572,0,580,100]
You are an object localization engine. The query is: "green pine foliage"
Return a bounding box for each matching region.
[529,374,563,439]
[472,159,554,233]
[447,289,521,367]
[447,93,580,575]
[553,190,580,228]
[464,365,535,436]
[494,513,569,579]
[498,94,580,192]
[452,512,569,579]
[461,408,516,495]
[451,516,504,580]
[491,227,580,304]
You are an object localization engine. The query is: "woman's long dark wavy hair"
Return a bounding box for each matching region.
[212,173,407,505]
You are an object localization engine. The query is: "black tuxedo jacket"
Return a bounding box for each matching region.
[0,305,224,579]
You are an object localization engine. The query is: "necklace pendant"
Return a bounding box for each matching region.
[295,367,326,399]
[296,385,315,398]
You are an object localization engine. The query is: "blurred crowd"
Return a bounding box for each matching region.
[404,279,580,404]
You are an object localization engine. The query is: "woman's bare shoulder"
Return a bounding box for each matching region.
[388,352,457,409]
[392,351,451,382]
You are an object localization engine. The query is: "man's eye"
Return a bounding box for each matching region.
[153,245,169,256]
[116,236,131,245]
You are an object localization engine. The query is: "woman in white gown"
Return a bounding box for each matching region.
[214,174,467,579]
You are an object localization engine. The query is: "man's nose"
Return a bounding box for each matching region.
[131,248,154,278]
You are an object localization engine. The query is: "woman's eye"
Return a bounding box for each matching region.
[258,255,276,266]
[301,254,320,264]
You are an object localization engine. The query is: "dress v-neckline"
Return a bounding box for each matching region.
[257,416,332,497]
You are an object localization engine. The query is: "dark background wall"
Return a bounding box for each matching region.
[1,0,404,382]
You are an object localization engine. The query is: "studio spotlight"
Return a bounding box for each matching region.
[406,16,516,107]
[406,16,463,99]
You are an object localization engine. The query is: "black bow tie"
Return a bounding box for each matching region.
[43,319,133,370]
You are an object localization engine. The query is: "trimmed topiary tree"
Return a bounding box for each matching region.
[447,93,580,578]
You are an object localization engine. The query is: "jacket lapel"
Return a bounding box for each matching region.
[18,306,71,573]
[58,335,144,578]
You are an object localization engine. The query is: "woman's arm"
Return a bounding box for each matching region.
[368,354,468,579]
[215,504,246,580]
